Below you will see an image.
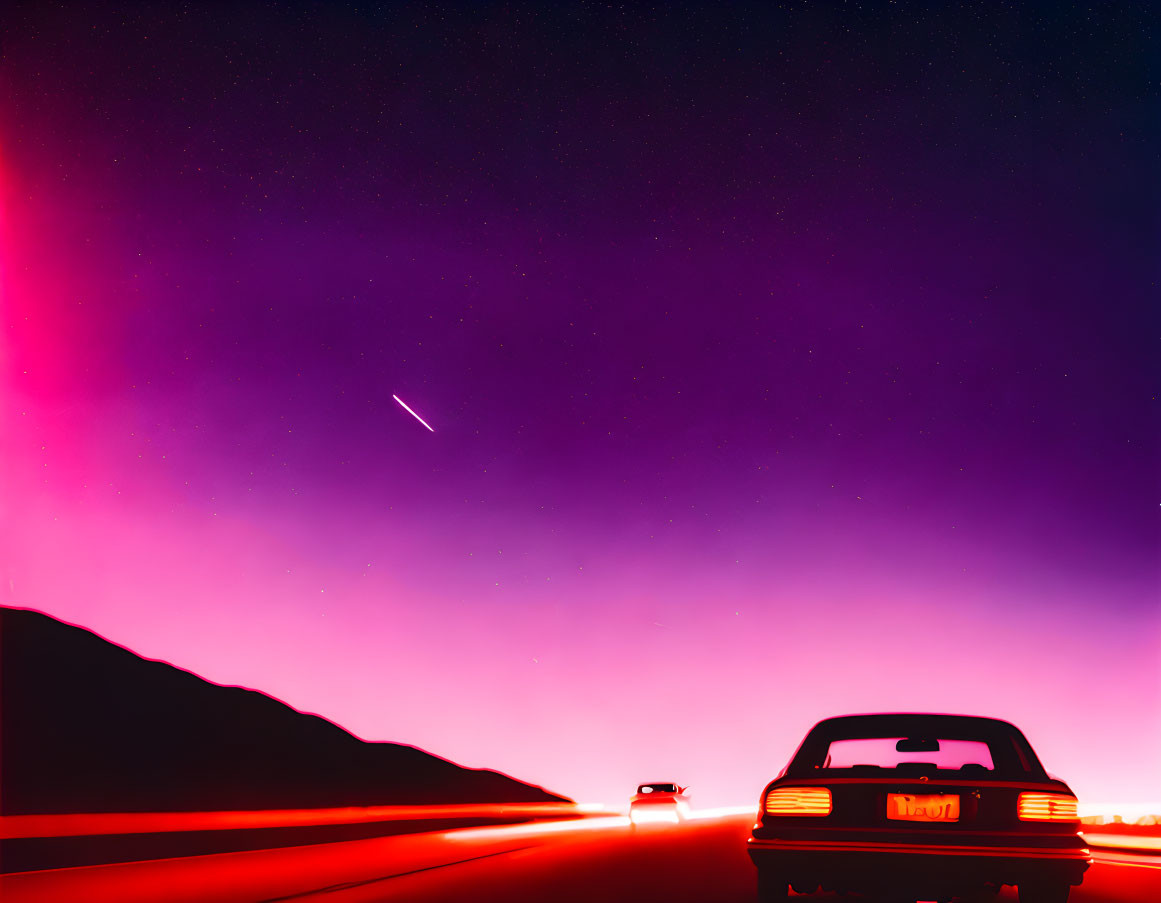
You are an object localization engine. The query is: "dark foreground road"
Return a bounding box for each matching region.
[2,812,1157,903]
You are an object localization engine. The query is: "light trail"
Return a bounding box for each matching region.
[1079,802,1161,822]
[443,815,630,841]
[684,805,760,820]
[392,394,435,432]
[0,803,588,840]
[1083,833,1161,853]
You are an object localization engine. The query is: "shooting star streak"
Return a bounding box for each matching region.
[393,394,435,432]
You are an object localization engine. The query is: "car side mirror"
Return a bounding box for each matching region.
[678,786,688,794]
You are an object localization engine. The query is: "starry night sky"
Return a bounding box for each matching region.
[2,3,1157,808]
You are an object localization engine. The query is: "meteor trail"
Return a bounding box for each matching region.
[392,395,435,432]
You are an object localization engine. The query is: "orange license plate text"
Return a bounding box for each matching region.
[886,793,960,822]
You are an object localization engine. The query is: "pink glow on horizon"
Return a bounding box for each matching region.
[4,486,1158,811]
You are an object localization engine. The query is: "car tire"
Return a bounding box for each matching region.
[1018,881,1070,903]
[756,870,789,902]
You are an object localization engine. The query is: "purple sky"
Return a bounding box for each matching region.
[2,4,1158,809]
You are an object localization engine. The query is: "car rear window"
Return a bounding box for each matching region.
[823,738,994,771]
[784,716,1046,780]
[638,783,678,793]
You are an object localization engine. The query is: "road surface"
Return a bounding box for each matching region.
[3,813,1157,903]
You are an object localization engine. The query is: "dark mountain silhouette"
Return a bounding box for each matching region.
[0,606,570,814]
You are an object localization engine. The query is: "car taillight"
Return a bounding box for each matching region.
[765,786,832,816]
[1017,792,1079,822]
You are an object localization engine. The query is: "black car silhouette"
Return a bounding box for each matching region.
[748,713,1090,903]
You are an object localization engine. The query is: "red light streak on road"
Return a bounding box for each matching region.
[445,814,631,840]
[629,809,680,825]
[2,811,1159,903]
[1,826,535,903]
[0,802,589,839]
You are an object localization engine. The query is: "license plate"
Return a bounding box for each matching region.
[887,793,960,822]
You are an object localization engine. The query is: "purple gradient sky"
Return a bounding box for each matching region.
[2,4,1158,809]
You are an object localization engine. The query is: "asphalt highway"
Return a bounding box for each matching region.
[2,812,1157,903]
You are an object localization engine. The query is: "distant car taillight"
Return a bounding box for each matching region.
[764,786,832,816]
[1017,792,1079,822]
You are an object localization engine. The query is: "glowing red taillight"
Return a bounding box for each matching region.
[1017,792,1079,822]
[765,786,832,816]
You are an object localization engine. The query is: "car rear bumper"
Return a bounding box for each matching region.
[629,798,688,811]
[629,799,688,822]
[748,837,1091,892]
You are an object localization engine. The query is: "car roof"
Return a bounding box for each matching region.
[809,712,1025,736]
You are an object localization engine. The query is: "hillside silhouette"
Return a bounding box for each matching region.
[0,607,570,814]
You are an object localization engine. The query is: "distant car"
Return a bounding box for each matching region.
[748,714,1090,903]
[630,782,690,823]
